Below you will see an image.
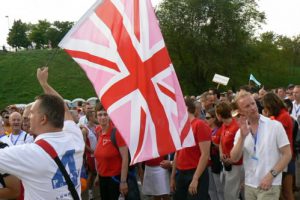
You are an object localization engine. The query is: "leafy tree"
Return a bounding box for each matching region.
[29,20,51,49]
[46,21,74,48]
[156,0,265,94]
[7,20,31,50]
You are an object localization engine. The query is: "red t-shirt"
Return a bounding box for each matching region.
[94,125,126,176]
[176,118,211,170]
[274,109,293,156]
[220,118,242,165]
[211,127,222,145]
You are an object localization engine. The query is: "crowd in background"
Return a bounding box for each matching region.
[0,82,300,200]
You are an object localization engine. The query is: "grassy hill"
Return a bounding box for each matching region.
[1,49,300,110]
[0,49,96,109]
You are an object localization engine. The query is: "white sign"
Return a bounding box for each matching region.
[212,74,230,86]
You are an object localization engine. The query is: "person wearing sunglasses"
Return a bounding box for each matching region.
[205,108,224,200]
[0,111,11,135]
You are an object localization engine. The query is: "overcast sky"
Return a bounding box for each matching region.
[0,0,300,47]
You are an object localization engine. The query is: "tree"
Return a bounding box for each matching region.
[29,20,51,49]
[7,20,31,50]
[156,0,265,93]
[46,21,74,48]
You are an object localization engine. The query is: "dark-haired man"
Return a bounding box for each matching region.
[171,98,211,200]
[0,67,84,199]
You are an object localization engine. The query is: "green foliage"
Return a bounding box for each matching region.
[46,21,74,48]
[7,20,31,50]
[0,49,96,109]
[157,0,265,93]
[28,20,51,49]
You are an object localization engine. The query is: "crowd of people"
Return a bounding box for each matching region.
[0,68,299,200]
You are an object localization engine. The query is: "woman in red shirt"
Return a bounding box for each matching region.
[215,102,243,200]
[262,92,294,200]
[205,108,224,200]
[94,104,131,200]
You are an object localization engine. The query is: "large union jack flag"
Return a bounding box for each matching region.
[59,0,194,164]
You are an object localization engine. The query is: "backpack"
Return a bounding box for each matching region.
[110,128,135,170]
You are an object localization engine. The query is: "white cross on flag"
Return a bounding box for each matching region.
[59,0,195,164]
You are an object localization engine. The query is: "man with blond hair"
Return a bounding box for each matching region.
[230,91,291,200]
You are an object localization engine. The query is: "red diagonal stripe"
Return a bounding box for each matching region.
[132,108,146,162]
[180,119,192,145]
[65,49,120,72]
[157,83,176,102]
[134,0,140,42]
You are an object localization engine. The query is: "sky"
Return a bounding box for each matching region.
[0,0,300,47]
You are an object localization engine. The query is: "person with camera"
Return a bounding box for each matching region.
[215,102,243,200]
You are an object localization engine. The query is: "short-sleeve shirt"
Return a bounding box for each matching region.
[291,101,300,119]
[220,118,242,165]
[8,131,34,145]
[234,115,290,187]
[274,109,293,155]
[211,127,222,145]
[94,125,126,177]
[176,118,211,170]
[0,121,84,200]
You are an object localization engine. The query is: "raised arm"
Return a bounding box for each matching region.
[36,67,73,121]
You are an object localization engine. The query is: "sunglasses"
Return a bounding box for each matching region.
[205,116,213,120]
[97,113,108,117]
[4,116,9,119]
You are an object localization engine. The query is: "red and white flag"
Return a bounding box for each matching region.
[59,0,194,164]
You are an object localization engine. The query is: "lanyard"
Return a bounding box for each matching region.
[294,104,300,116]
[10,132,22,145]
[252,131,258,153]
[212,128,218,136]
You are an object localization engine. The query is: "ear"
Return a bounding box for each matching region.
[40,114,48,125]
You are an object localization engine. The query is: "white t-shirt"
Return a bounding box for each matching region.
[0,121,84,200]
[234,115,290,188]
[291,101,300,120]
[8,131,34,145]
[77,115,87,127]
[85,126,97,152]
[0,135,13,146]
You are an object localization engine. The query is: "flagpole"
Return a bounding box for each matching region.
[45,48,59,67]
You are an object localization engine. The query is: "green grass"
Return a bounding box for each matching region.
[1,49,300,109]
[0,49,96,109]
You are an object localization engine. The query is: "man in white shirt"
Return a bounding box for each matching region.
[0,67,84,199]
[8,112,34,145]
[230,91,291,200]
[78,103,94,127]
[291,85,300,120]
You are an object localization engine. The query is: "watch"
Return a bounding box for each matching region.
[270,169,278,178]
